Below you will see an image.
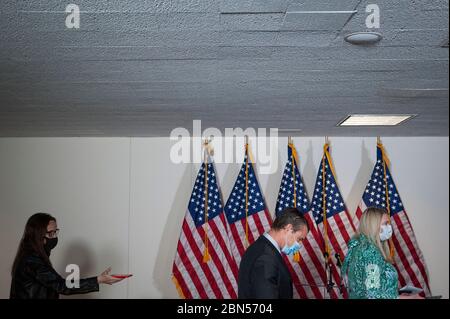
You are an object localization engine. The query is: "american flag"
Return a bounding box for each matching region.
[309,143,356,298]
[172,157,238,299]
[275,142,330,299]
[354,143,431,296]
[224,145,272,268]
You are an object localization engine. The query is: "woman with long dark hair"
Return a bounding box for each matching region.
[10,213,124,299]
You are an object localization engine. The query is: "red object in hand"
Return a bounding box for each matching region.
[111,274,133,279]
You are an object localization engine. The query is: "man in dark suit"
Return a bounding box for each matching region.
[238,207,309,299]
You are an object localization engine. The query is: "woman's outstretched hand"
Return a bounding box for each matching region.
[97,267,125,285]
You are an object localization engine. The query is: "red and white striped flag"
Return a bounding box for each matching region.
[224,143,272,268]
[172,155,238,299]
[275,141,330,299]
[353,142,431,296]
[309,143,356,298]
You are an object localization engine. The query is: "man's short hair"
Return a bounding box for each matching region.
[272,207,310,232]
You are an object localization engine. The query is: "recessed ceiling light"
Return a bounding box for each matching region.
[337,114,415,126]
[344,32,382,45]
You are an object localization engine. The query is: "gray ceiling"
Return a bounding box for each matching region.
[0,0,448,137]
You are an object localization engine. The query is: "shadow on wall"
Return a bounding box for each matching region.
[153,165,191,298]
[264,145,283,218]
[219,162,241,206]
[58,240,95,299]
[303,140,316,199]
[346,140,374,217]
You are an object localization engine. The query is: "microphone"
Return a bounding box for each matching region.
[323,251,329,269]
[335,253,342,268]
[334,253,345,295]
[322,251,334,294]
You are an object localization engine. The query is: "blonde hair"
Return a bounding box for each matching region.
[357,207,393,263]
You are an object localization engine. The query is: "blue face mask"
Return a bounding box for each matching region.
[281,231,301,255]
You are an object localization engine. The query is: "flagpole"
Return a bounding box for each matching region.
[322,138,337,296]
[289,137,297,207]
[378,137,395,259]
[322,138,331,261]
[244,135,250,248]
[202,139,211,263]
[288,137,301,263]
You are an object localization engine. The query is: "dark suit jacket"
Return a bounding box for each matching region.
[238,235,293,299]
[10,253,99,299]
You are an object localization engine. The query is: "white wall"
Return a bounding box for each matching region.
[0,137,448,298]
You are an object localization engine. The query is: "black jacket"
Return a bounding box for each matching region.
[238,235,293,299]
[10,254,99,299]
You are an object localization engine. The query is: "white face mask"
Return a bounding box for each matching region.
[380,224,393,241]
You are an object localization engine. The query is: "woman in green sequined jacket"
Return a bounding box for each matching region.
[342,207,423,299]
